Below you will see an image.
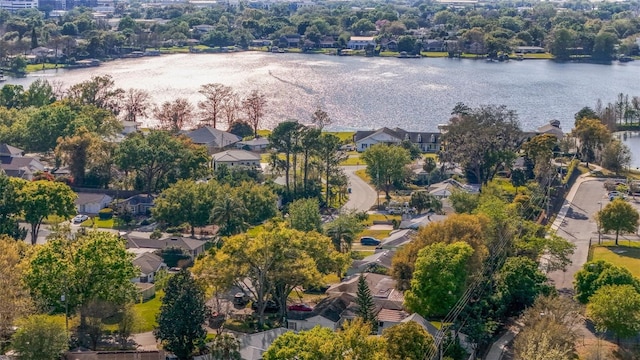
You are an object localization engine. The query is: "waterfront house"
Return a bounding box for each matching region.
[516,46,545,54]
[192,24,215,35]
[347,36,375,50]
[353,127,441,153]
[0,143,45,180]
[536,119,563,139]
[212,149,261,171]
[423,39,445,52]
[183,126,241,154]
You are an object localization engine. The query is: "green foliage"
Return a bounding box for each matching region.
[405,241,474,318]
[158,247,191,268]
[355,274,377,332]
[409,191,442,214]
[382,321,436,360]
[11,315,68,360]
[574,260,640,304]
[572,118,611,165]
[448,190,480,214]
[597,199,639,245]
[209,333,241,359]
[601,139,631,175]
[155,270,208,360]
[288,198,322,233]
[324,211,365,253]
[493,256,551,317]
[562,159,580,185]
[25,231,138,314]
[362,143,412,198]
[98,207,113,220]
[587,284,640,341]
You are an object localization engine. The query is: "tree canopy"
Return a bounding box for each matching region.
[597,199,639,245]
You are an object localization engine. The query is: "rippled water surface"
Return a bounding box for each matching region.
[7,52,640,131]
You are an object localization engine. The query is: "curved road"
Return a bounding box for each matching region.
[342,165,377,212]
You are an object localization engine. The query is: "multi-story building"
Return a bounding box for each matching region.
[0,0,38,11]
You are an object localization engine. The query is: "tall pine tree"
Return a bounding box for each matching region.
[154,270,208,360]
[356,274,378,333]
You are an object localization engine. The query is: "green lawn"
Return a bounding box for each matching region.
[80,217,124,229]
[592,243,640,278]
[340,154,362,166]
[355,168,370,183]
[133,290,163,332]
[325,131,355,142]
[26,63,64,72]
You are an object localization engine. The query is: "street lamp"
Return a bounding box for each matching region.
[597,201,603,245]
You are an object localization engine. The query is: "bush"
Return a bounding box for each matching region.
[98,208,114,220]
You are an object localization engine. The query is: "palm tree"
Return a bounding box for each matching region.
[211,193,248,237]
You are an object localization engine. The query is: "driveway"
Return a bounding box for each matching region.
[547,179,605,295]
[342,166,377,212]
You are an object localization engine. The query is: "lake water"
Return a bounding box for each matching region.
[6,52,640,133]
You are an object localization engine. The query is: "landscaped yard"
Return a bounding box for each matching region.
[80,217,125,229]
[591,242,640,278]
[133,291,163,332]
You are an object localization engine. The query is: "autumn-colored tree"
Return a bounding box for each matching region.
[154,98,195,132]
[198,83,234,129]
[597,199,639,245]
[242,89,267,137]
[392,213,490,290]
[121,88,150,123]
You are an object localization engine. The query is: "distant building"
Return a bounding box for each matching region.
[0,0,37,11]
[353,127,441,153]
[235,137,269,152]
[347,36,375,50]
[536,119,563,139]
[183,126,241,154]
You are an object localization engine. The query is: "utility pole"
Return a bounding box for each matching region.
[597,201,603,245]
[376,167,380,210]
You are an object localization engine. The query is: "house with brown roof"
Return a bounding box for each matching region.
[124,234,207,258]
[326,273,404,310]
[287,293,357,331]
[0,144,45,180]
[353,127,440,153]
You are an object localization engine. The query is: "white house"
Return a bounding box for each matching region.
[75,192,113,214]
[347,36,375,50]
[212,149,261,171]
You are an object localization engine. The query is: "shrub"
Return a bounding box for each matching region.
[98,208,114,220]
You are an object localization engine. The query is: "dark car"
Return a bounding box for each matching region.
[233,292,250,306]
[288,303,313,312]
[360,236,381,246]
[251,300,279,313]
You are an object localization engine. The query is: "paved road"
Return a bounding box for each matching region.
[342,165,377,212]
[548,179,606,295]
[132,332,158,350]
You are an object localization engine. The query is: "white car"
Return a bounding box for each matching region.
[72,215,89,224]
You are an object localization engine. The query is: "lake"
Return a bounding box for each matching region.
[5,52,640,134]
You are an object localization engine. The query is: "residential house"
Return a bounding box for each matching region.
[516,46,545,54]
[75,192,113,214]
[183,126,241,154]
[132,252,166,283]
[429,179,479,199]
[121,120,140,134]
[319,37,336,48]
[118,194,155,216]
[536,119,563,140]
[0,143,46,180]
[212,149,261,171]
[347,36,375,50]
[279,34,301,48]
[251,39,272,47]
[287,293,356,331]
[238,328,290,360]
[125,234,208,258]
[353,127,441,153]
[423,39,445,52]
[192,24,216,35]
[235,137,270,152]
[326,273,404,310]
[380,38,398,51]
[347,250,395,276]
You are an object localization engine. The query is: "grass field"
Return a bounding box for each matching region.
[133,291,163,332]
[80,217,125,229]
[355,168,370,183]
[591,242,640,278]
[26,63,63,72]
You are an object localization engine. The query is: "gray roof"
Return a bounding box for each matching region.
[0,143,23,157]
[353,127,440,144]
[125,235,206,253]
[123,194,155,206]
[378,229,415,248]
[288,293,356,322]
[401,313,440,338]
[239,328,289,360]
[75,192,112,206]
[133,252,164,275]
[185,126,240,147]
[326,273,402,304]
[212,149,261,162]
[350,250,396,274]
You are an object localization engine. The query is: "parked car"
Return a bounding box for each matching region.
[360,237,381,246]
[251,300,279,313]
[72,215,89,224]
[233,292,250,306]
[608,191,626,201]
[288,303,313,312]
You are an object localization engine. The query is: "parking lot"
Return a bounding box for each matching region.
[548,179,640,295]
